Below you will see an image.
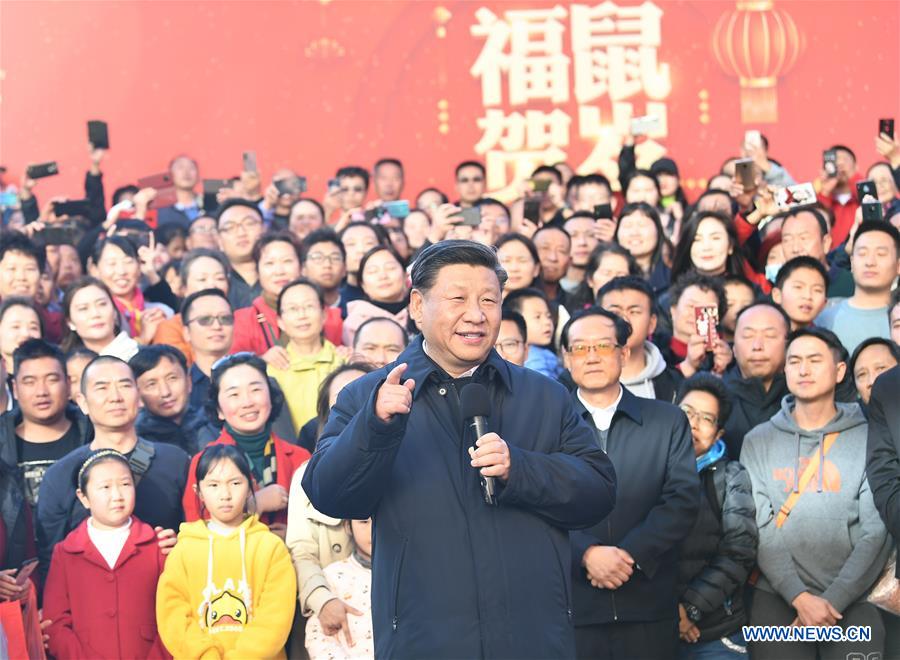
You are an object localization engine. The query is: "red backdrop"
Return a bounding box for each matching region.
[1,0,897,205]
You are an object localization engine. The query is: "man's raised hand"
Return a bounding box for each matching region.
[375,363,415,422]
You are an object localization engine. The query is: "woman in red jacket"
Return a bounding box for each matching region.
[44,450,169,659]
[183,353,310,539]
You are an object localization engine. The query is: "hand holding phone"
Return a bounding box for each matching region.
[823,150,838,178]
[879,118,895,141]
[694,306,719,351]
[734,159,756,192]
[87,120,110,149]
[242,151,258,173]
[26,162,59,180]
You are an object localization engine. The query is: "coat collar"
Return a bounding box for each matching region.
[60,517,157,570]
[396,335,513,400]
[216,427,298,460]
[571,384,643,426]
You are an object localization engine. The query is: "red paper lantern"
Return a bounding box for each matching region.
[711,0,804,123]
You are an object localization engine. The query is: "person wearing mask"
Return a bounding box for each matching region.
[267,279,344,432]
[2,340,89,514]
[181,288,234,411]
[561,307,698,659]
[817,221,900,354]
[338,222,382,311]
[373,158,404,202]
[816,144,862,247]
[674,374,757,659]
[849,338,899,407]
[453,161,486,207]
[230,232,303,359]
[494,309,528,367]
[0,297,42,372]
[771,256,829,330]
[151,248,230,363]
[217,199,265,310]
[342,246,408,347]
[181,354,310,538]
[598,276,681,402]
[779,207,854,298]
[742,327,890,660]
[131,345,210,456]
[350,317,408,369]
[502,288,561,379]
[301,228,346,345]
[37,356,188,582]
[60,277,140,362]
[303,241,615,659]
[157,154,201,230]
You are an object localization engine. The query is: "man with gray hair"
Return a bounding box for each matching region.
[304,240,616,659]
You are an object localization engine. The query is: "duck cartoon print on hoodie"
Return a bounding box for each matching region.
[156,514,297,659]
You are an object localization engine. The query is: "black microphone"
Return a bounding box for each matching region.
[460,383,496,506]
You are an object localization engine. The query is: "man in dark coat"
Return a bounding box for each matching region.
[560,307,699,659]
[303,241,616,660]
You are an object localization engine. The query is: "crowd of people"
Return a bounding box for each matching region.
[0,121,898,660]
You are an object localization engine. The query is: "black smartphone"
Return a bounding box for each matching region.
[87,120,109,149]
[856,180,877,202]
[531,178,551,193]
[735,158,755,191]
[862,201,884,222]
[242,151,257,173]
[274,176,307,196]
[34,226,78,246]
[592,204,613,220]
[203,178,233,195]
[823,149,838,178]
[880,118,895,140]
[523,199,541,224]
[53,199,92,217]
[451,207,482,227]
[26,162,59,179]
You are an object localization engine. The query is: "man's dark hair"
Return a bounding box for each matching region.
[290,197,325,220]
[338,220,385,245]
[302,227,346,261]
[849,337,900,380]
[214,198,263,222]
[155,223,187,246]
[374,158,404,174]
[410,240,507,293]
[787,326,847,364]
[668,271,728,321]
[13,338,66,378]
[416,187,449,206]
[560,306,632,350]
[734,300,792,337]
[853,220,900,255]
[503,287,551,316]
[0,232,45,273]
[585,243,641,283]
[473,197,510,217]
[625,169,661,197]
[0,297,44,335]
[336,166,370,189]
[596,276,655,311]
[353,316,409,349]
[782,206,830,237]
[532,224,571,245]
[180,248,230,283]
[774,256,830,290]
[676,373,733,427]
[128,344,188,380]
[111,185,139,206]
[80,355,132,396]
[251,231,302,265]
[455,161,486,178]
[276,277,325,314]
[829,144,857,163]
[92,235,139,269]
[501,309,527,343]
[572,173,613,200]
[890,288,900,320]
[181,287,232,325]
[531,165,562,185]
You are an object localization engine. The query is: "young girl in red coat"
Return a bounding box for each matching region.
[43,450,169,659]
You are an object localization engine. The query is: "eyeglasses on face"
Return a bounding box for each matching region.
[495,339,523,352]
[190,225,219,235]
[679,404,718,429]
[565,342,620,357]
[306,253,345,265]
[187,314,235,328]
[219,218,262,234]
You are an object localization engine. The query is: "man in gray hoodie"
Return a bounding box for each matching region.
[741,327,889,659]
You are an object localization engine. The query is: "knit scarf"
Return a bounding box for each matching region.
[226,422,277,487]
[114,288,146,338]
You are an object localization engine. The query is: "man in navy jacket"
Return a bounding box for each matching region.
[303,241,616,659]
[561,306,699,659]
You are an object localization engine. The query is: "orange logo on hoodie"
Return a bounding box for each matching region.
[773,457,842,493]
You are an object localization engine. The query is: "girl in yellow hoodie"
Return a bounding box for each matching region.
[156,444,297,659]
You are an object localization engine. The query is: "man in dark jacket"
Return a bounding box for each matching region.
[674,374,757,658]
[303,241,616,659]
[36,356,189,582]
[130,344,213,456]
[560,306,699,659]
[722,302,790,458]
[866,364,900,657]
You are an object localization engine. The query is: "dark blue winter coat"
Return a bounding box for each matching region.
[303,336,616,659]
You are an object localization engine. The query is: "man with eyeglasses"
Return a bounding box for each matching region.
[562,307,698,660]
[180,288,234,410]
[336,166,370,213]
[494,309,528,367]
[302,229,347,346]
[216,199,264,310]
[454,160,487,207]
[185,215,220,251]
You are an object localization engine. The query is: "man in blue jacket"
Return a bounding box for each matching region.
[303,240,616,659]
[562,306,699,659]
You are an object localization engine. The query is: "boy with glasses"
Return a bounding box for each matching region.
[180,288,234,409]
